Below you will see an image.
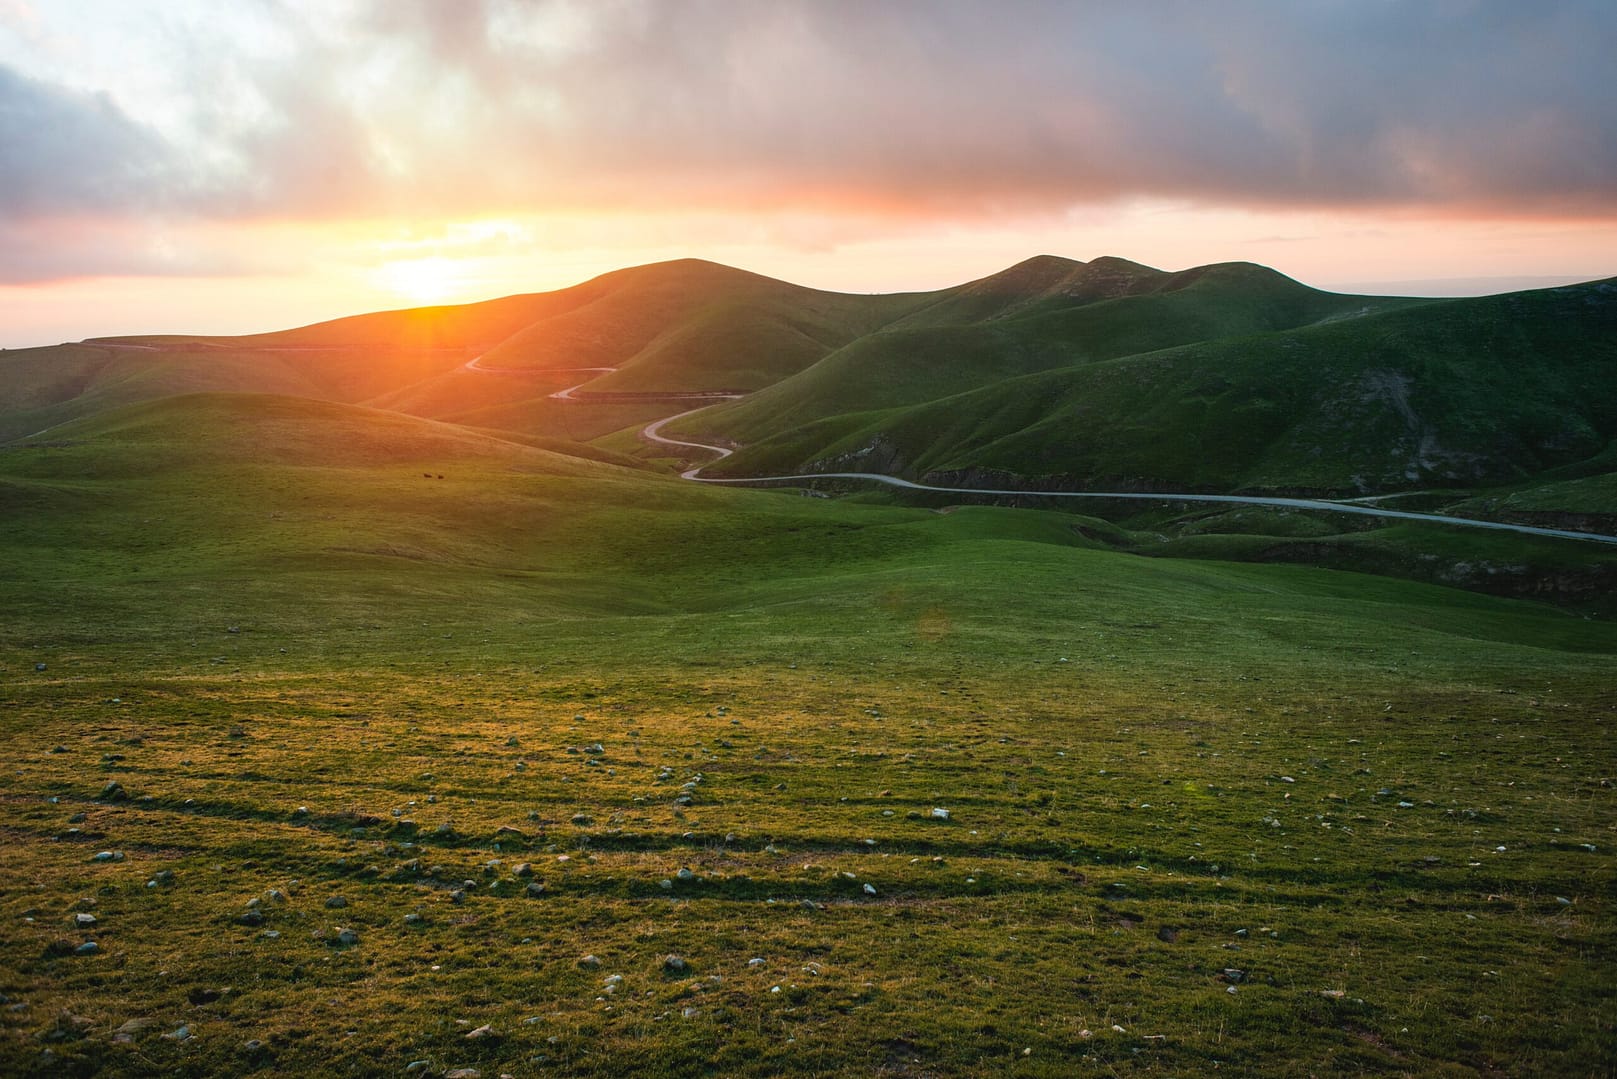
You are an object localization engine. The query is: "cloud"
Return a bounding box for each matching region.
[0,65,177,215]
[0,0,1614,282]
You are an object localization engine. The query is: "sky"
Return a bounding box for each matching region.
[1,0,1614,346]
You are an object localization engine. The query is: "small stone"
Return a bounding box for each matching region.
[450,889,466,904]
[74,913,97,929]
[444,1070,482,1079]
[663,955,688,974]
[1234,929,1248,938]
[336,928,359,946]
[578,954,601,969]
[659,879,673,890]
[241,1039,265,1054]
[570,813,593,826]
[1226,985,1238,995]
[930,807,950,821]
[324,896,348,909]
[405,1063,432,1074]
[465,1024,495,1040]
[404,912,423,924]
[1222,968,1245,983]
[74,941,99,956]
[97,782,127,802]
[676,868,695,882]
[526,882,547,898]
[747,958,766,967]
[187,988,220,1005]
[863,883,877,896]
[512,862,533,877]
[239,910,265,927]
[35,663,47,671]
[162,1024,192,1042]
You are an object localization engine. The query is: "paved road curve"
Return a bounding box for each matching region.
[637,408,1617,547]
[526,370,1617,548]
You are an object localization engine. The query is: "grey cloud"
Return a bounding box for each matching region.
[2,0,1614,271]
[355,0,1617,216]
[0,65,177,216]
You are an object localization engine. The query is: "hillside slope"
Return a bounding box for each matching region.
[694,278,1617,496]
[691,260,1414,449]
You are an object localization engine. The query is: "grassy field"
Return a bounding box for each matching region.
[2,395,1613,1076]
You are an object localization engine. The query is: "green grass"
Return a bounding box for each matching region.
[1,394,1614,1075]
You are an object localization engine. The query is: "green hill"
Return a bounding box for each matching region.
[686,260,1416,453]
[693,278,1617,497]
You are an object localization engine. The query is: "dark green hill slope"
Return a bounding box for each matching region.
[700,279,1617,496]
[688,260,1413,449]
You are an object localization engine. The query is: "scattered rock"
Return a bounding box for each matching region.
[74,941,99,956]
[1222,969,1245,983]
[570,813,593,827]
[35,663,47,671]
[324,896,348,909]
[162,1024,192,1042]
[239,910,265,927]
[240,1039,266,1054]
[747,957,766,967]
[512,862,533,878]
[449,889,467,904]
[464,1024,496,1040]
[40,1010,93,1042]
[663,955,689,974]
[73,913,97,929]
[526,882,547,898]
[929,807,950,821]
[336,928,359,946]
[1157,926,1180,943]
[404,913,423,925]
[863,883,877,896]
[187,988,220,1005]
[578,954,601,969]
[676,868,695,882]
[97,782,127,802]
[444,1069,482,1079]
[113,1018,151,1041]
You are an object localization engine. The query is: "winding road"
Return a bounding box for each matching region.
[511,365,1617,547]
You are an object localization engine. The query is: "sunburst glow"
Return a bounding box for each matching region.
[377,256,463,305]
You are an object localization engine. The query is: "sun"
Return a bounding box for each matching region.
[377,256,463,305]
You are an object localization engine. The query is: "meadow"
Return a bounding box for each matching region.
[1,394,1612,1076]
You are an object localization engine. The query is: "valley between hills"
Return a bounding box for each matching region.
[1,255,1613,1076]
